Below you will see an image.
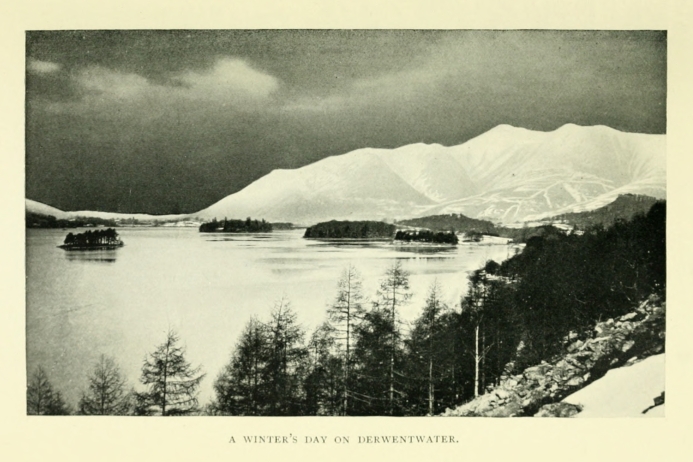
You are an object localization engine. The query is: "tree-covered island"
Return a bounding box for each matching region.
[199,217,273,233]
[394,230,459,244]
[59,228,123,250]
[303,220,396,239]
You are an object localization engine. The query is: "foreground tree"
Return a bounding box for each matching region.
[417,281,448,415]
[263,297,308,415]
[78,355,131,415]
[369,261,412,415]
[213,317,268,415]
[303,322,344,415]
[327,265,366,415]
[27,366,70,415]
[138,330,205,416]
[351,308,406,415]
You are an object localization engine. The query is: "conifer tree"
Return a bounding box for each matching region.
[78,355,131,415]
[374,261,411,415]
[138,330,205,416]
[463,269,493,398]
[27,366,70,415]
[304,322,343,415]
[327,265,365,415]
[263,297,308,415]
[213,317,268,415]
[421,281,446,415]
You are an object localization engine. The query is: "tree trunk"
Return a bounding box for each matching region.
[481,330,486,393]
[474,323,480,398]
[390,284,396,415]
[344,279,350,416]
[428,356,434,416]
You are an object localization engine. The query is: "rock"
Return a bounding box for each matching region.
[523,363,552,382]
[443,301,665,418]
[567,339,584,353]
[534,402,582,417]
[620,312,638,321]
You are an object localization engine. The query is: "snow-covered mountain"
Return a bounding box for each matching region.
[25,199,186,222]
[197,124,666,224]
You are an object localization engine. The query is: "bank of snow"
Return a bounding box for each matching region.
[563,353,664,417]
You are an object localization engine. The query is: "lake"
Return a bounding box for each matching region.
[26,227,515,407]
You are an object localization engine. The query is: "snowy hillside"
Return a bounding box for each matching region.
[197,124,665,224]
[563,354,664,417]
[25,199,187,222]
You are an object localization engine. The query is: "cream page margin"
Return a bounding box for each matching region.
[0,1,691,461]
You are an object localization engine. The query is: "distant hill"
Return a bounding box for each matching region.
[396,212,567,243]
[26,211,118,229]
[547,194,661,229]
[398,213,497,234]
[25,199,187,223]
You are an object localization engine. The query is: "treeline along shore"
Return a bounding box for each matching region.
[199,217,272,233]
[28,200,665,416]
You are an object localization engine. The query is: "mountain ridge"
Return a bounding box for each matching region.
[197,124,665,224]
[26,124,666,225]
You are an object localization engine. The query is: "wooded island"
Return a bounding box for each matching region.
[59,228,123,250]
[199,218,272,233]
[303,220,396,239]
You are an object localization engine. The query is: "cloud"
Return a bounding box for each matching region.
[281,65,448,114]
[28,59,61,74]
[77,66,151,100]
[176,58,279,101]
[42,57,280,117]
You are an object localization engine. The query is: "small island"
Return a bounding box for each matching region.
[199,217,273,233]
[303,220,395,239]
[394,230,458,245]
[59,228,124,251]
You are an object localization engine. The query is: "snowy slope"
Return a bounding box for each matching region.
[563,354,665,418]
[197,124,665,224]
[25,199,70,219]
[25,199,187,222]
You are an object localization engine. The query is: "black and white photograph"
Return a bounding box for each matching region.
[23,28,669,419]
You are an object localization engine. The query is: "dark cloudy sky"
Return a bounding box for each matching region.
[26,30,666,214]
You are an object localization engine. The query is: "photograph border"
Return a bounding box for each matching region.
[2,1,692,461]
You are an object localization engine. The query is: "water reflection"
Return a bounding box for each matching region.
[63,251,117,263]
[391,245,457,255]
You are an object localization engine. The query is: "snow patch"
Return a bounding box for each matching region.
[563,354,665,418]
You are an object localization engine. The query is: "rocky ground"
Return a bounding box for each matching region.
[443,296,665,417]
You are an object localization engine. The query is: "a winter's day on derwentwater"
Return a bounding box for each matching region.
[25,30,666,417]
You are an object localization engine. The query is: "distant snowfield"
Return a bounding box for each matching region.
[564,354,665,418]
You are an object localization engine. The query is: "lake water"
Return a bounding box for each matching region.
[26,227,514,407]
